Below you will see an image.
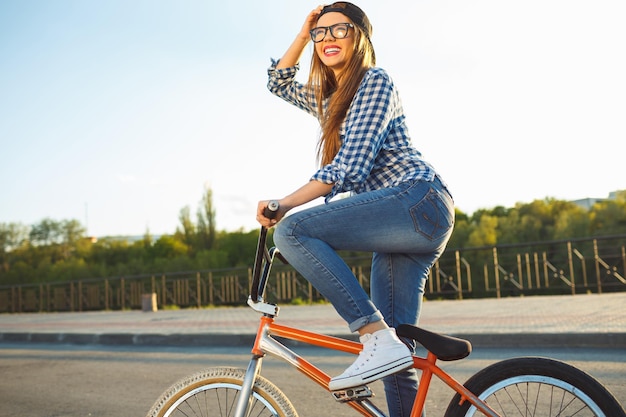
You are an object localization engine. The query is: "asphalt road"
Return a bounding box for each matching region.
[0,344,623,417]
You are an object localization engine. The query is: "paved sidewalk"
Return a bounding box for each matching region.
[0,293,624,348]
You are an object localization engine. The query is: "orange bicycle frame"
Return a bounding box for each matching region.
[240,226,499,417]
[249,314,500,417]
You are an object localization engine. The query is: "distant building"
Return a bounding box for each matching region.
[571,198,603,210]
[572,190,624,210]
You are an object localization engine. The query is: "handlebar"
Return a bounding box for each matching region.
[249,201,283,314]
[263,200,280,218]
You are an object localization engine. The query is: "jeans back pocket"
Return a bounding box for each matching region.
[410,188,454,241]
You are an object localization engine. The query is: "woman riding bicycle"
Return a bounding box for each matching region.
[257,3,454,417]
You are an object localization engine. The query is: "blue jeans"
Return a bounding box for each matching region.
[273,177,454,417]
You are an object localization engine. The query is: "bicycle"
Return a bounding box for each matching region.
[147,202,625,417]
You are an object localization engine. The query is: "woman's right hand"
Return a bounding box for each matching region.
[297,5,324,41]
[275,5,324,70]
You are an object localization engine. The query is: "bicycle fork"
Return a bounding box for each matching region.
[233,354,264,417]
[232,315,275,417]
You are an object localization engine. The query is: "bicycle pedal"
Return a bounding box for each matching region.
[331,386,373,402]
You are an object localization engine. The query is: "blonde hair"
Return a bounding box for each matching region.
[307,17,376,166]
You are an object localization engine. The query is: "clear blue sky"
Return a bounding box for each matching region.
[1,0,624,237]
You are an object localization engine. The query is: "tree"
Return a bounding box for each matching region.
[151,235,188,260]
[0,222,29,274]
[0,223,29,252]
[589,199,626,235]
[554,204,589,240]
[467,214,498,247]
[60,219,85,245]
[29,218,62,246]
[59,219,86,260]
[214,229,259,267]
[447,209,471,249]
[177,206,196,250]
[197,185,216,250]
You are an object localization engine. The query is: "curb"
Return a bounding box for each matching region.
[1,332,624,349]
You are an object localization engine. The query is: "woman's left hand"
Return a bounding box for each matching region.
[256,181,332,228]
[256,200,284,228]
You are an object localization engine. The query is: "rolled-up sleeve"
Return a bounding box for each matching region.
[267,59,317,117]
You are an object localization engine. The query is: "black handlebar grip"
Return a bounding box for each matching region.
[263,200,280,219]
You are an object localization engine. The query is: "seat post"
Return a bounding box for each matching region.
[410,352,438,417]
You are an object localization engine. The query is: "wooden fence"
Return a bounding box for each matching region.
[1,235,625,313]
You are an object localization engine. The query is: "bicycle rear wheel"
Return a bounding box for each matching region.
[444,357,625,417]
[147,367,299,417]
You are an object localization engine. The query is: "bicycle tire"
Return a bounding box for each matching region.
[444,356,625,417]
[146,366,299,417]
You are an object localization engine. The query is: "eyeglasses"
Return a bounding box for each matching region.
[309,23,354,43]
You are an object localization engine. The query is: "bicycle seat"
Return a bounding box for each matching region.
[396,324,472,361]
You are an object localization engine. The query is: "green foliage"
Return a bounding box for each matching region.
[467,214,498,247]
[197,185,217,250]
[589,198,626,235]
[447,196,626,249]
[0,186,260,285]
[1,190,626,286]
[152,235,189,259]
[214,230,261,267]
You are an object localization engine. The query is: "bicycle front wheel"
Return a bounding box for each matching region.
[147,367,299,417]
[444,357,625,417]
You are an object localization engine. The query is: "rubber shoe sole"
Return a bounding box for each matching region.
[328,356,414,391]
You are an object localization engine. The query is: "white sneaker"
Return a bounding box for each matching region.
[329,328,413,391]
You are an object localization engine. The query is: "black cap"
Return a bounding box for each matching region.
[319,2,372,40]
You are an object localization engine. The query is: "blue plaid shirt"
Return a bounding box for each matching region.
[268,61,440,202]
